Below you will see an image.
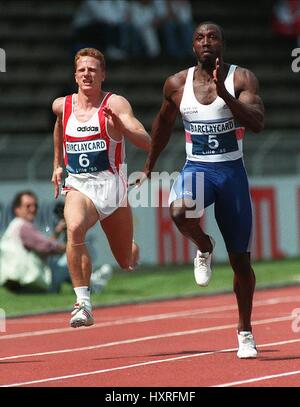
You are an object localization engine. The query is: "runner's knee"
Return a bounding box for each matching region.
[170,206,187,227]
[229,253,252,274]
[67,221,86,241]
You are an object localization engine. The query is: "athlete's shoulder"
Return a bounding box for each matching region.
[234,65,260,88]
[108,93,126,105]
[164,68,189,99]
[107,93,131,112]
[52,96,66,116]
[165,68,189,88]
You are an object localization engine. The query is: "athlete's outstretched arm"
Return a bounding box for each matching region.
[214,59,265,133]
[104,95,151,151]
[143,76,179,177]
[51,97,64,199]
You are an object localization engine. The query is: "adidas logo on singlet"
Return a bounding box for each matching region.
[77,126,99,132]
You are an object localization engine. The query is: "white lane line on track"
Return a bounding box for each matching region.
[0,315,293,361]
[213,370,300,387]
[2,337,300,387]
[1,295,299,341]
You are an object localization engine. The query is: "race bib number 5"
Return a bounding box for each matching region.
[208,135,219,150]
[192,132,238,156]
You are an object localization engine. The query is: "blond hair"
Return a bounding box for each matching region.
[74,48,106,71]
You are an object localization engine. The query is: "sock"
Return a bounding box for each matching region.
[74,286,91,310]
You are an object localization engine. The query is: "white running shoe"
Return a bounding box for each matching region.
[194,237,215,286]
[70,302,94,328]
[237,331,258,359]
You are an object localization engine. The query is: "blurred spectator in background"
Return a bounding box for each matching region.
[272,0,300,46]
[72,0,131,59]
[71,0,194,60]
[0,191,68,293]
[154,0,194,58]
[130,0,161,58]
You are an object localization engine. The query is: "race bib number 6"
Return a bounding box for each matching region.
[79,154,90,168]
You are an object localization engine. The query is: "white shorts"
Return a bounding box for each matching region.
[62,170,127,220]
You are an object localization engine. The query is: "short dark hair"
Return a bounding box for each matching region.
[194,21,225,42]
[12,191,38,214]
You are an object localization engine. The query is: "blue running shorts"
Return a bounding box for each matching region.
[169,158,253,253]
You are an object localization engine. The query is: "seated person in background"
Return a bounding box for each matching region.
[130,0,161,58]
[0,191,68,293]
[154,0,194,58]
[72,0,131,59]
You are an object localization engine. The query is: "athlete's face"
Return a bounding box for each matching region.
[75,56,105,92]
[193,24,223,66]
[15,194,38,223]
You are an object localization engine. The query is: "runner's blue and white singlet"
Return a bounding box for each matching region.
[180,65,245,163]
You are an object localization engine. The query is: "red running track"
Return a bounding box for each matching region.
[1,285,300,387]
